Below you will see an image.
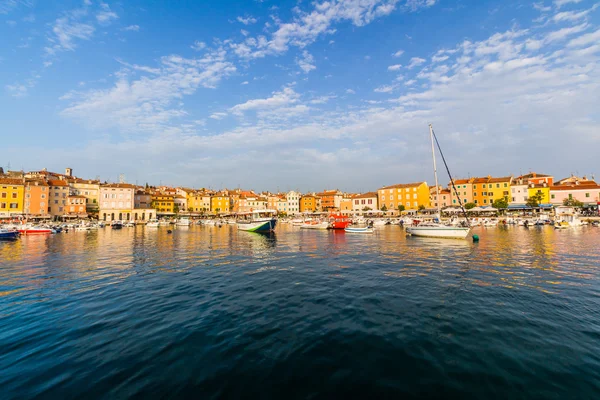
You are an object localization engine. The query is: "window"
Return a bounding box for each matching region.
[474,192,477,196]
[551,194,555,199]
[381,195,385,201]
[586,193,590,198]
[473,185,477,189]
[10,203,18,209]
[368,199,372,205]
[504,183,508,187]
[0,193,5,198]
[496,184,500,188]
[568,194,573,199]
[398,195,401,200]
[54,200,58,204]
[413,201,417,207]
[0,202,5,208]
[40,202,45,207]
[474,200,478,204]
[453,199,456,204]
[512,197,515,202]
[413,194,417,199]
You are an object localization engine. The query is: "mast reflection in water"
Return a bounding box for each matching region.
[1,224,600,399]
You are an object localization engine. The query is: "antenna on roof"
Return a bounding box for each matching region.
[119,173,125,184]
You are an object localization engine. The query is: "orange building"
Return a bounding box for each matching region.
[377,182,430,210]
[316,190,343,211]
[300,194,321,212]
[67,195,87,216]
[24,180,49,216]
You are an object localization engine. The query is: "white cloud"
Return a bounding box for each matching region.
[210,112,228,120]
[297,50,316,73]
[230,0,434,59]
[567,28,600,47]
[241,81,249,85]
[407,56,426,68]
[45,17,94,55]
[61,47,236,132]
[554,0,583,9]
[374,84,395,93]
[191,41,206,51]
[545,23,589,42]
[388,64,402,71]
[553,5,598,22]
[392,49,404,57]
[346,88,356,94]
[237,16,257,25]
[230,87,300,115]
[0,0,33,14]
[96,2,118,24]
[310,95,337,104]
[533,2,552,12]
[432,54,449,63]
[5,75,39,97]
[122,24,140,32]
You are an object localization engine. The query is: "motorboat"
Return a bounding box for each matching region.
[328,213,351,229]
[237,210,277,233]
[554,221,569,229]
[300,221,330,230]
[17,224,54,235]
[0,228,19,240]
[146,219,160,227]
[345,226,374,234]
[176,217,191,226]
[111,221,123,229]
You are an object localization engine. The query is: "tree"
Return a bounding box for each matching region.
[362,206,372,211]
[187,207,194,212]
[492,197,509,210]
[464,202,476,210]
[381,205,388,212]
[397,204,405,212]
[173,204,180,214]
[526,192,545,209]
[563,197,584,208]
[418,204,426,211]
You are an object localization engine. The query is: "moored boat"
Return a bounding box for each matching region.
[0,228,20,240]
[300,221,330,230]
[146,219,160,227]
[237,210,277,233]
[176,217,191,226]
[406,223,471,239]
[344,226,374,234]
[328,213,351,230]
[111,221,123,229]
[17,224,54,235]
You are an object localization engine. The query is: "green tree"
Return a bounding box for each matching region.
[381,205,388,212]
[173,204,180,214]
[563,197,584,207]
[397,204,405,212]
[187,207,193,212]
[418,204,426,211]
[464,202,476,210]
[526,192,545,209]
[362,206,372,211]
[492,197,509,210]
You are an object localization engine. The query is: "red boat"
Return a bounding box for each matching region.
[17,225,54,235]
[328,213,351,229]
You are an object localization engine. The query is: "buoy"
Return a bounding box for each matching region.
[167,229,173,234]
[472,234,479,242]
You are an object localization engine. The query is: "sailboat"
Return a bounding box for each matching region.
[406,124,471,239]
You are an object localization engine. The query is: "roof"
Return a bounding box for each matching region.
[352,192,378,199]
[453,178,472,185]
[378,182,426,190]
[102,183,136,189]
[316,190,342,196]
[516,172,552,179]
[25,180,49,186]
[68,195,86,199]
[48,180,69,187]
[550,183,600,191]
[0,178,24,185]
[487,176,513,183]
[71,178,100,184]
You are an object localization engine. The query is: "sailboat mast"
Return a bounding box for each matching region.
[429,124,441,216]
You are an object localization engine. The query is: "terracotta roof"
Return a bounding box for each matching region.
[453,178,472,185]
[487,176,512,183]
[72,178,100,184]
[102,183,136,189]
[471,177,489,184]
[378,182,426,190]
[516,172,552,179]
[551,183,600,191]
[48,180,69,186]
[25,180,48,186]
[0,178,24,185]
[352,192,378,199]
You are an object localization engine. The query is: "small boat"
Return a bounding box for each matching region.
[328,213,351,230]
[176,217,191,226]
[345,227,374,234]
[146,219,159,227]
[237,210,277,233]
[17,225,54,235]
[0,228,20,240]
[159,220,170,226]
[300,221,330,230]
[111,221,123,229]
[554,221,569,229]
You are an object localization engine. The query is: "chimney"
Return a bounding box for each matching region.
[65,168,73,177]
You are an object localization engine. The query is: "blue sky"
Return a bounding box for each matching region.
[1,0,599,192]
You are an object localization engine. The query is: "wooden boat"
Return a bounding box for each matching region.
[345,226,374,234]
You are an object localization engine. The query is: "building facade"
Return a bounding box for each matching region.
[70,179,100,214]
[286,191,300,214]
[48,180,70,218]
[99,183,136,221]
[300,194,321,213]
[377,182,430,210]
[0,178,24,217]
[24,180,49,217]
[351,192,378,212]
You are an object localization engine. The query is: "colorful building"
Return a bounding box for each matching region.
[550,176,600,206]
[24,180,49,217]
[449,178,474,205]
[316,190,343,211]
[286,191,301,214]
[351,192,378,212]
[211,193,231,214]
[300,194,321,213]
[48,180,70,218]
[67,195,87,217]
[70,179,100,214]
[151,194,175,214]
[430,187,453,208]
[99,183,136,221]
[0,178,25,217]
[377,182,430,210]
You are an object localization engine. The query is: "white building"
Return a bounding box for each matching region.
[286,190,300,214]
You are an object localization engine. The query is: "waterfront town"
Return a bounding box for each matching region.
[0,166,599,222]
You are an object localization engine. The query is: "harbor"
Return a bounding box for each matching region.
[1,224,599,398]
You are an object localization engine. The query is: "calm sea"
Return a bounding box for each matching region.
[1,225,599,399]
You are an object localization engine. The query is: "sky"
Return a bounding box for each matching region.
[1,0,599,192]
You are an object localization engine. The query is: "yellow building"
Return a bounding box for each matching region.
[211,193,231,214]
[487,176,512,203]
[151,194,175,214]
[300,195,320,213]
[377,182,430,210]
[527,183,550,204]
[0,178,25,216]
[187,191,211,213]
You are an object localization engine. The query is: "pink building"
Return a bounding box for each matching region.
[550,178,600,206]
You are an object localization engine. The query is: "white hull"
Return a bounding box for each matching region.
[345,227,374,234]
[406,225,470,239]
[300,222,329,230]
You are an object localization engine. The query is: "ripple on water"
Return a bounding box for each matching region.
[1,225,600,398]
